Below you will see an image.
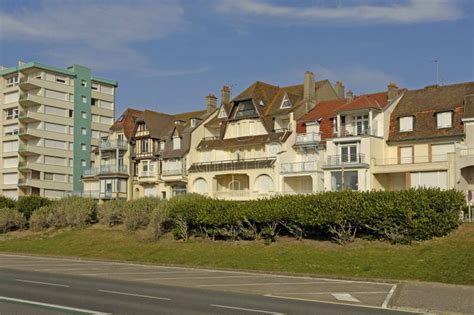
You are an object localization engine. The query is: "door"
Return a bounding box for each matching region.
[341,145,357,163]
[400,146,413,164]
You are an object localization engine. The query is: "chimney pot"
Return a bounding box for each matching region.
[335,81,345,99]
[206,93,218,113]
[346,90,354,102]
[221,85,231,105]
[387,82,399,99]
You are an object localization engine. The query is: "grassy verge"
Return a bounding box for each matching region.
[0,223,473,285]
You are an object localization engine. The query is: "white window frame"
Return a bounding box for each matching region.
[436,111,452,129]
[399,116,414,132]
[280,93,291,109]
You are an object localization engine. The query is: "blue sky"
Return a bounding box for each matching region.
[0,0,473,116]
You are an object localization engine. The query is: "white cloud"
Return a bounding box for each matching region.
[0,0,206,76]
[314,65,403,94]
[216,0,463,24]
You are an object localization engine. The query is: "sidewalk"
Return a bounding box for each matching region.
[390,282,474,314]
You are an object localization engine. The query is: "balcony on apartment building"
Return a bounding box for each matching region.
[458,148,474,169]
[372,154,450,174]
[18,144,41,156]
[18,127,40,140]
[83,165,128,177]
[322,154,368,169]
[161,168,185,177]
[333,125,377,138]
[99,139,128,151]
[280,161,317,174]
[18,177,72,191]
[19,76,41,91]
[18,110,40,123]
[19,92,41,107]
[295,132,321,146]
[188,157,277,173]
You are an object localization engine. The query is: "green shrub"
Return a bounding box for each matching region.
[98,199,127,227]
[147,202,170,239]
[0,196,16,209]
[16,196,50,220]
[0,208,26,233]
[122,197,162,231]
[161,188,464,244]
[29,196,97,231]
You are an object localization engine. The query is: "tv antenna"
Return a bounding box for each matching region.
[432,58,440,86]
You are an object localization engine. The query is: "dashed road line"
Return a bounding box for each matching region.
[197,281,343,287]
[277,291,388,295]
[15,279,70,288]
[98,289,171,301]
[138,275,268,281]
[210,304,284,314]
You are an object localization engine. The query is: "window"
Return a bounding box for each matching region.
[234,101,257,118]
[400,146,413,164]
[3,141,18,152]
[3,157,18,168]
[55,76,66,84]
[69,126,74,134]
[91,98,97,106]
[3,173,18,185]
[45,89,67,101]
[280,94,291,109]
[4,124,19,136]
[81,143,87,151]
[160,141,165,150]
[431,143,455,162]
[100,116,113,125]
[331,171,358,191]
[255,175,274,193]
[4,91,19,104]
[81,128,87,135]
[6,75,18,87]
[92,130,100,139]
[5,108,19,120]
[100,101,113,110]
[100,85,114,95]
[399,116,414,132]
[354,115,369,135]
[173,137,181,150]
[81,96,87,104]
[411,171,447,190]
[45,156,66,166]
[44,106,67,117]
[141,140,149,153]
[193,178,208,194]
[191,119,198,127]
[436,112,452,129]
[44,139,66,149]
[44,173,54,181]
[218,108,227,118]
[81,160,87,167]
[44,122,66,133]
[92,83,99,91]
[81,112,87,119]
[81,80,87,87]
[340,144,358,163]
[69,110,73,118]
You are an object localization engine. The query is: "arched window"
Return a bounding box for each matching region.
[255,174,273,193]
[193,178,208,194]
[229,179,241,191]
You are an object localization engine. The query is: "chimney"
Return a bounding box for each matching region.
[221,85,231,105]
[18,60,25,66]
[206,93,217,113]
[387,82,398,100]
[304,71,316,101]
[335,81,345,99]
[346,90,354,102]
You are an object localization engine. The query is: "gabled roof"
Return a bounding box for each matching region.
[336,92,390,112]
[110,108,143,140]
[388,82,474,142]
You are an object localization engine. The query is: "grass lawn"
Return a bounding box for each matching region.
[0,223,473,285]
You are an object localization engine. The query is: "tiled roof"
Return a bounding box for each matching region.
[110,108,143,140]
[197,132,290,150]
[464,95,474,119]
[388,82,474,142]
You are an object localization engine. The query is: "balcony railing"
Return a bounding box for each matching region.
[162,169,184,176]
[280,161,317,174]
[189,157,276,173]
[214,191,250,199]
[334,126,377,138]
[202,136,220,141]
[99,139,128,150]
[374,154,448,166]
[324,154,366,167]
[138,170,157,177]
[83,165,128,176]
[295,132,321,145]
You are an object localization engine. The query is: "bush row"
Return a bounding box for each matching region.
[164,189,464,244]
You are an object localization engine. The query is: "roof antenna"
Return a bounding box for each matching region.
[432,58,439,86]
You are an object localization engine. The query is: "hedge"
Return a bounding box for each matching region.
[165,189,464,244]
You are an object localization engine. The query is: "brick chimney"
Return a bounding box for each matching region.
[221,85,231,105]
[346,90,354,102]
[387,82,398,100]
[304,71,316,101]
[335,81,345,99]
[206,93,217,113]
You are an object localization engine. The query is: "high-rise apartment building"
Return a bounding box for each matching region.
[0,61,117,199]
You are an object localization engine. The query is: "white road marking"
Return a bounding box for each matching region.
[264,294,424,313]
[0,296,109,314]
[15,279,70,288]
[278,291,388,295]
[79,271,200,276]
[331,293,360,303]
[98,289,171,301]
[138,275,268,281]
[210,304,284,314]
[382,284,397,308]
[198,281,352,288]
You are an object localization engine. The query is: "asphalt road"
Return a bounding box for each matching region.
[0,269,418,315]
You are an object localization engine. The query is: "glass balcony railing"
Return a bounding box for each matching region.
[83,165,128,176]
[295,132,321,145]
[280,161,317,173]
[99,139,128,150]
[324,154,366,166]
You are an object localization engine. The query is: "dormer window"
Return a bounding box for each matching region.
[218,108,227,118]
[234,100,256,118]
[173,137,181,150]
[160,141,165,150]
[399,116,414,132]
[191,118,199,127]
[280,94,291,109]
[436,111,452,129]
